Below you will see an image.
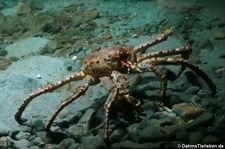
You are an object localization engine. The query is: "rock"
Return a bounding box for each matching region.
[176,131,189,142]
[161,123,187,139]
[137,125,162,143]
[15,131,30,140]
[218,21,225,28]
[67,125,86,138]
[163,94,183,108]
[5,37,49,58]
[150,117,176,127]
[0,49,7,56]
[41,17,61,33]
[44,144,60,149]
[189,132,203,144]
[28,137,45,148]
[16,2,31,16]
[0,56,12,70]
[0,129,8,137]
[199,39,214,50]
[68,108,95,137]
[197,89,211,97]
[112,140,159,149]
[187,112,214,131]
[181,106,205,121]
[59,138,76,149]
[0,137,14,148]
[185,86,200,95]
[110,128,127,143]
[8,56,19,62]
[172,103,204,121]
[82,9,99,22]
[202,135,221,144]
[77,108,95,125]
[80,135,105,149]
[102,33,113,40]
[13,139,30,149]
[35,131,68,145]
[214,32,225,40]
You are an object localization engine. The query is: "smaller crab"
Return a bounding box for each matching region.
[15,31,216,147]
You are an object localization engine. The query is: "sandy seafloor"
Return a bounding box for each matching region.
[0,0,225,148]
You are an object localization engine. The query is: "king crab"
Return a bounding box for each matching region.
[15,32,216,147]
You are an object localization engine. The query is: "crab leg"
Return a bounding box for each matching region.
[142,57,216,97]
[137,45,192,62]
[131,33,169,63]
[102,71,140,147]
[104,87,117,147]
[45,75,94,131]
[138,46,192,78]
[15,71,86,123]
[149,65,167,103]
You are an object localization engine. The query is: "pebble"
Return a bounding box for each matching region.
[137,125,162,143]
[214,32,225,40]
[0,56,12,70]
[189,132,203,144]
[80,135,105,149]
[0,49,7,56]
[187,112,214,131]
[82,9,99,22]
[28,137,45,148]
[172,103,205,121]
[0,137,14,148]
[112,140,160,149]
[161,123,188,139]
[176,131,189,142]
[202,135,221,144]
[8,56,19,62]
[181,105,205,121]
[163,94,183,108]
[102,33,113,40]
[185,86,200,95]
[44,144,60,149]
[13,139,30,149]
[59,138,76,149]
[110,128,127,143]
[199,39,214,50]
[0,129,8,137]
[15,131,30,140]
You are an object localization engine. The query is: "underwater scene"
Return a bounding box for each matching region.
[0,0,225,148]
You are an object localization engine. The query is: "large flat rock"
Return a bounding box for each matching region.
[5,37,49,58]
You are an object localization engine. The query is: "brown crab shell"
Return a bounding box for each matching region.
[82,45,133,77]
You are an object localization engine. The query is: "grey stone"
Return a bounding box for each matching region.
[110,128,127,143]
[59,138,76,149]
[0,129,8,137]
[0,137,14,148]
[199,39,214,50]
[176,132,189,142]
[161,123,188,139]
[5,37,49,58]
[137,125,162,143]
[44,144,60,149]
[185,86,200,95]
[15,131,30,140]
[13,139,30,149]
[112,140,158,149]
[202,135,221,144]
[189,132,203,144]
[80,135,105,149]
[29,137,45,148]
[163,94,183,108]
[187,112,214,131]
